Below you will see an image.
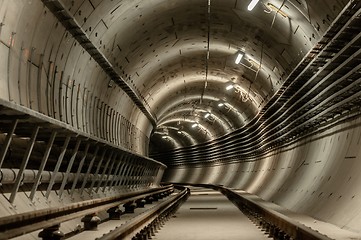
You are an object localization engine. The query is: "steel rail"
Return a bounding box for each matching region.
[0,185,173,240]
[97,187,190,240]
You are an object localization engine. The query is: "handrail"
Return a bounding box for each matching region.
[0,185,173,240]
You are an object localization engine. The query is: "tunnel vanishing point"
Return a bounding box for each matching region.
[0,0,361,239]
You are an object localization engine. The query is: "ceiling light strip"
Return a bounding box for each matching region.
[247,0,259,11]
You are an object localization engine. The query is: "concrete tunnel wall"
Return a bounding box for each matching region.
[164,115,361,233]
[1,0,361,237]
[0,2,165,235]
[0,0,151,155]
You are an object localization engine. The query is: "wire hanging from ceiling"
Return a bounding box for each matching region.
[270,0,287,29]
[200,0,211,105]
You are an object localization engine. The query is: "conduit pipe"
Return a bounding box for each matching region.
[0,168,133,186]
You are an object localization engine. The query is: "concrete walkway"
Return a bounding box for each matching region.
[153,188,270,240]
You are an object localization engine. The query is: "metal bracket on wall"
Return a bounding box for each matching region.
[0,99,166,203]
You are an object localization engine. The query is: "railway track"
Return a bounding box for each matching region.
[1,184,355,240]
[154,184,356,240]
[0,185,185,240]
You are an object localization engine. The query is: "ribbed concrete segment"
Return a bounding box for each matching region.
[153,188,270,240]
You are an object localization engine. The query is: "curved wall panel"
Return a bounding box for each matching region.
[0,0,149,154]
[163,115,361,232]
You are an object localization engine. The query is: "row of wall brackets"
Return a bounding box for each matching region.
[0,99,165,204]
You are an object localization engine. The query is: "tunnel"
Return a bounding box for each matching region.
[0,0,361,239]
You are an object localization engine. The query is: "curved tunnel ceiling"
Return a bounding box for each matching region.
[119,0,339,151]
[52,0,347,159]
[1,1,360,237]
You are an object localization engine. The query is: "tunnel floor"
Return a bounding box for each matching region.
[153,187,271,240]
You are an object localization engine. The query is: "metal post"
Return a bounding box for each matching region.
[148,165,156,186]
[139,162,148,187]
[131,159,141,188]
[0,119,18,169]
[9,126,39,203]
[139,162,146,187]
[70,142,90,197]
[114,155,127,187]
[119,158,132,187]
[138,161,147,186]
[29,130,57,201]
[152,166,160,186]
[130,164,138,188]
[102,153,116,192]
[114,156,128,186]
[95,151,113,193]
[144,163,153,186]
[148,166,156,187]
[142,162,151,187]
[123,160,135,188]
[137,163,143,187]
[58,138,82,198]
[137,161,145,187]
[80,145,99,195]
[88,149,106,194]
[133,160,142,188]
[108,155,123,190]
[45,135,71,199]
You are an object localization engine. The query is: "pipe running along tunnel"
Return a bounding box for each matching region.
[0,0,361,239]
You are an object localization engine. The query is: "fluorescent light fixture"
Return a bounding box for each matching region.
[177,131,182,134]
[162,136,167,139]
[218,103,224,107]
[192,123,198,128]
[226,84,234,90]
[235,51,244,64]
[205,113,210,118]
[247,0,259,11]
